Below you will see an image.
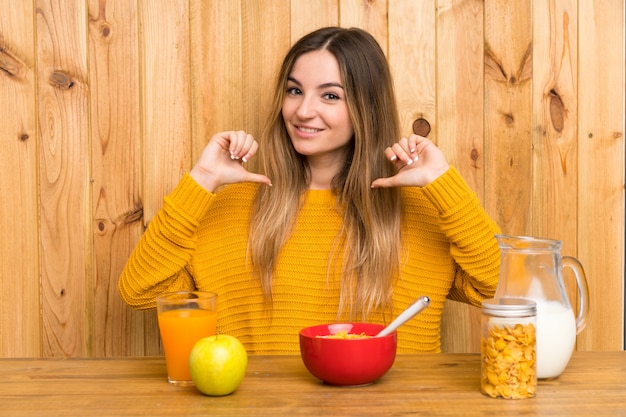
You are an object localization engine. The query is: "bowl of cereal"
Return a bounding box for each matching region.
[299,323,397,386]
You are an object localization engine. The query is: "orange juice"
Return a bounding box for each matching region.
[158,308,218,382]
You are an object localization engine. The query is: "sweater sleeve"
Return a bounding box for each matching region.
[420,167,502,307]
[118,174,215,310]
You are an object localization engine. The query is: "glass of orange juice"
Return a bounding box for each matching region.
[156,291,218,386]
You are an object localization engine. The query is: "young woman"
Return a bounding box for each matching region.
[119,27,501,354]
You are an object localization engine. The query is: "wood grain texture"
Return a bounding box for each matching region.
[340,0,388,51]
[1,353,626,416]
[36,0,91,358]
[290,0,338,41]
[190,1,243,163]
[87,0,148,357]
[0,0,40,357]
[389,0,436,139]
[140,0,192,223]
[241,1,291,139]
[483,0,533,236]
[531,0,578,244]
[577,0,625,351]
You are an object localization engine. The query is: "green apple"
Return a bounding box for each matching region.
[188,334,248,396]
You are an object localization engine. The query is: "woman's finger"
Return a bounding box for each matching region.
[226,131,249,160]
[407,135,421,160]
[242,140,259,163]
[391,142,414,166]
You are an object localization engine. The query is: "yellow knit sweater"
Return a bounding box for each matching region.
[119,167,501,354]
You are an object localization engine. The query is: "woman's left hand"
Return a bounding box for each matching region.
[371,134,450,188]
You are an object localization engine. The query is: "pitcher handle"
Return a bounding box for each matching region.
[562,256,590,334]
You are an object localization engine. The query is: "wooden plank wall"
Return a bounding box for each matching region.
[0,0,623,358]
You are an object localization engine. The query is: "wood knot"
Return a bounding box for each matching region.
[124,206,144,224]
[412,117,431,137]
[0,57,16,76]
[470,148,479,161]
[438,362,459,368]
[101,24,112,38]
[503,113,514,126]
[50,71,75,90]
[19,133,29,141]
[549,89,565,133]
[0,47,23,78]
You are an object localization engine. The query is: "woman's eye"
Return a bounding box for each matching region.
[323,92,340,100]
[287,87,302,95]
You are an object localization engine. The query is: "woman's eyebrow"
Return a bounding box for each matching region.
[287,76,344,90]
[320,82,344,90]
[287,76,301,85]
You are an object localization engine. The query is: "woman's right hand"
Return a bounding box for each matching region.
[190,131,272,192]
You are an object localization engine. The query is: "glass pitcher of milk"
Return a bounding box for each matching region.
[493,235,590,379]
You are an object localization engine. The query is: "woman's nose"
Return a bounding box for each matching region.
[295,95,315,119]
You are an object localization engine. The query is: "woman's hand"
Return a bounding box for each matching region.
[371,134,450,188]
[190,131,272,192]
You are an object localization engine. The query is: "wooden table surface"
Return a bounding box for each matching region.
[1,352,625,416]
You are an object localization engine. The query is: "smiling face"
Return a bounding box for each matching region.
[282,50,354,173]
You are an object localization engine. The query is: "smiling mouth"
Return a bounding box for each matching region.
[297,126,323,133]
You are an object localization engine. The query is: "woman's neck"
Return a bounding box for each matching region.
[308,171,335,190]
[305,154,345,190]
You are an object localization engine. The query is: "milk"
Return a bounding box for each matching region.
[536,301,577,379]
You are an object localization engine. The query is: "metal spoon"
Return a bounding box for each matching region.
[376,296,430,337]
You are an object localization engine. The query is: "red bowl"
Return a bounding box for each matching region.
[299,323,397,386]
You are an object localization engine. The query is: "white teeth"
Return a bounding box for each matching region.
[298,127,320,133]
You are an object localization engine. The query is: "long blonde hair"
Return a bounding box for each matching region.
[248,27,404,319]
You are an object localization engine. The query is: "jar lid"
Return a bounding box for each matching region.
[481,297,536,316]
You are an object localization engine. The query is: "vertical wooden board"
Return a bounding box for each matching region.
[241,1,291,137]
[435,0,485,353]
[577,0,624,351]
[140,0,192,223]
[388,0,436,139]
[36,0,91,357]
[339,0,387,51]
[190,1,243,163]
[290,0,339,41]
[531,0,577,245]
[483,0,533,235]
[87,0,148,357]
[0,1,40,357]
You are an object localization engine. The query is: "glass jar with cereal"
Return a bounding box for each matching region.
[480,297,537,399]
